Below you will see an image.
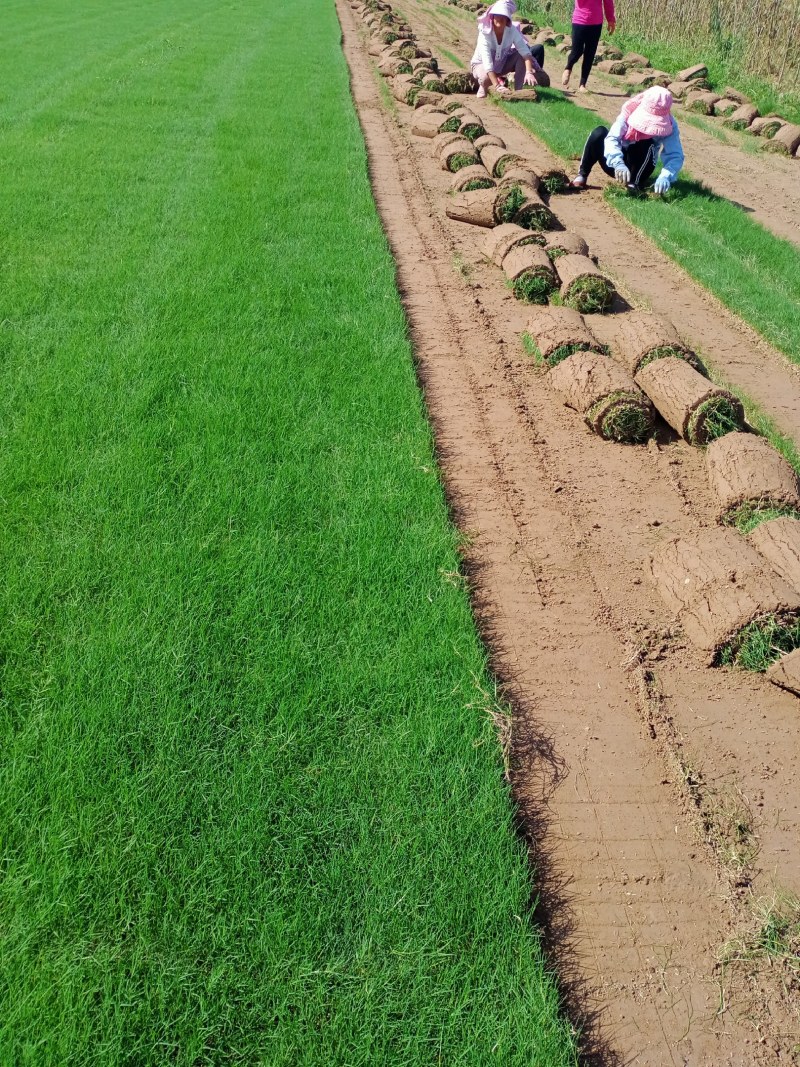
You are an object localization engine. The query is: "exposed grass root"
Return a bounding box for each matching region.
[563,276,614,314]
[717,612,800,671]
[587,392,653,443]
[722,501,800,534]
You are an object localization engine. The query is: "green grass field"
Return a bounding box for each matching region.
[0,1,578,1064]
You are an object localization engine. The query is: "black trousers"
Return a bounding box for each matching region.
[565,22,602,86]
[578,125,657,187]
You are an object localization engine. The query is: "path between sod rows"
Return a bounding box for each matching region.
[0,0,577,1063]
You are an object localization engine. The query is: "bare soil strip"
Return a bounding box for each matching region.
[339,2,800,1062]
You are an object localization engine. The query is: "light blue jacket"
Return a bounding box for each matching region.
[604,115,685,185]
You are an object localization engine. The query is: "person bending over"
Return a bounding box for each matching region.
[471,0,550,99]
[561,0,615,93]
[570,86,684,195]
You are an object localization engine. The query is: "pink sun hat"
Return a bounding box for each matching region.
[622,86,675,138]
[477,0,517,31]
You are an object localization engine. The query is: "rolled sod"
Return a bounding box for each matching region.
[749,116,786,138]
[713,98,740,118]
[444,71,478,94]
[413,58,438,74]
[555,255,616,314]
[502,88,538,102]
[411,90,445,109]
[649,528,800,666]
[473,134,506,151]
[525,306,607,367]
[762,123,800,156]
[422,76,449,94]
[446,188,498,227]
[538,168,570,195]
[612,311,701,375]
[722,103,759,130]
[549,349,655,442]
[378,57,412,76]
[481,223,545,266]
[493,183,555,229]
[439,140,479,172]
[502,245,557,304]
[450,164,496,192]
[750,518,800,590]
[542,231,589,260]
[684,90,720,114]
[392,74,421,105]
[412,112,452,138]
[634,357,744,445]
[595,59,629,74]
[431,129,465,155]
[459,119,488,142]
[480,144,522,177]
[497,164,541,193]
[707,432,800,525]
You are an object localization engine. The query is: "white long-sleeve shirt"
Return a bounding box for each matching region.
[470,25,532,71]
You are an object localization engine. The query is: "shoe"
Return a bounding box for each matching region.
[476,85,487,99]
[561,68,570,87]
[577,84,590,93]
[569,174,587,189]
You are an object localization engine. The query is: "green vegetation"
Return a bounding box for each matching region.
[587,393,654,442]
[511,269,557,304]
[462,121,488,141]
[499,88,599,159]
[0,1,579,1063]
[637,345,698,369]
[562,275,615,313]
[686,396,744,444]
[463,177,496,190]
[718,615,800,670]
[447,151,478,171]
[722,502,800,534]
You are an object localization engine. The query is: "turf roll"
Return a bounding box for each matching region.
[650,529,800,666]
[450,164,496,191]
[392,74,422,105]
[555,254,616,313]
[549,349,655,442]
[707,433,800,526]
[684,90,720,114]
[481,223,545,265]
[762,123,800,155]
[493,183,555,229]
[542,231,589,260]
[502,245,557,304]
[439,139,479,172]
[412,112,453,138]
[445,188,498,227]
[750,517,800,591]
[634,357,744,445]
[612,312,701,375]
[378,57,413,76]
[459,118,488,142]
[748,116,785,138]
[497,164,541,193]
[473,134,506,151]
[444,71,478,93]
[525,306,607,367]
[422,76,449,94]
[766,646,800,696]
[480,144,522,177]
[431,129,466,155]
[722,103,759,130]
[538,168,570,194]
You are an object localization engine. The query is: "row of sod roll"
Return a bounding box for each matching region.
[351,0,800,689]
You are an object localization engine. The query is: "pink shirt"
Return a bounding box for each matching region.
[572,0,615,26]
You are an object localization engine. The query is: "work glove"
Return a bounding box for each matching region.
[523,69,537,86]
[653,174,671,196]
[614,165,631,185]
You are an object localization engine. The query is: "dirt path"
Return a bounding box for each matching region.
[405,0,800,248]
[339,2,800,1062]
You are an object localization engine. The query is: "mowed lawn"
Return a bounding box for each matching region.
[0,1,577,1064]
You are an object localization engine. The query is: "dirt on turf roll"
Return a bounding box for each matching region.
[555,255,616,313]
[431,129,465,155]
[445,71,478,94]
[450,164,496,192]
[525,306,606,367]
[439,139,480,172]
[634,357,744,445]
[502,245,557,304]
[542,231,589,260]
[482,223,545,265]
[458,116,488,142]
[649,528,800,664]
[497,165,541,192]
[445,188,498,227]
[392,74,422,105]
[493,183,555,229]
[748,115,785,138]
[378,56,413,76]
[722,103,759,130]
[612,312,701,375]
[750,518,800,591]
[474,134,506,151]
[480,144,522,177]
[684,90,720,114]
[766,646,800,696]
[549,349,655,442]
[412,112,453,138]
[538,168,571,194]
[707,433,800,523]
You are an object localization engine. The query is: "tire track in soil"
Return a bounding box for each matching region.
[339,3,799,1062]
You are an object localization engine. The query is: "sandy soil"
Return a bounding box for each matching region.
[338,2,800,1062]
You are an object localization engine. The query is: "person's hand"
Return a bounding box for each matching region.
[523,69,537,86]
[614,165,631,185]
[607,19,616,34]
[653,174,671,195]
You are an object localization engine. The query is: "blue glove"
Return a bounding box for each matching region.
[653,174,671,196]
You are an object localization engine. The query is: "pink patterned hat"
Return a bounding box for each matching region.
[622,87,674,138]
[477,0,517,31]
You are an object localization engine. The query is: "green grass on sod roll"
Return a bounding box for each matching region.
[718,614,800,671]
[637,345,699,370]
[686,396,744,445]
[563,276,614,314]
[512,269,557,304]
[462,122,487,142]
[586,392,653,443]
[441,115,462,132]
[721,502,800,535]
[502,90,800,367]
[463,177,496,190]
[0,1,578,1064]
[447,152,478,172]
